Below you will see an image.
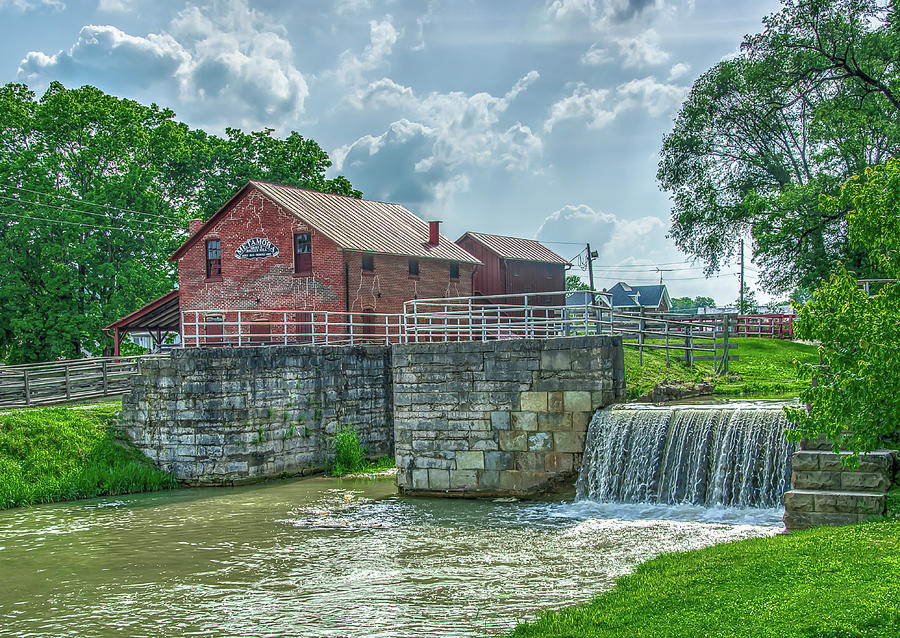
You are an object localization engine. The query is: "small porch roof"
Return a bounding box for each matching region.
[104,290,181,334]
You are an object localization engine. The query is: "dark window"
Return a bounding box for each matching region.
[206,239,221,278]
[294,233,312,273]
[362,254,375,272]
[408,259,419,277]
[450,263,460,279]
[512,262,520,277]
[546,264,553,279]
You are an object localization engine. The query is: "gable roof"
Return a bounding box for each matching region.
[607,282,670,309]
[171,181,480,264]
[457,232,569,265]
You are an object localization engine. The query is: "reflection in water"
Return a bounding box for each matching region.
[0,477,781,637]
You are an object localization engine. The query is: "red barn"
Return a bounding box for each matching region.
[455,232,568,305]
[107,180,480,350]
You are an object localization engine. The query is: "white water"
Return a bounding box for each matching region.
[576,406,793,510]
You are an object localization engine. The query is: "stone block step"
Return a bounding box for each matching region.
[783,489,886,515]
[791,469,891,492]
[783,510,873,531]
[791,450,895,474]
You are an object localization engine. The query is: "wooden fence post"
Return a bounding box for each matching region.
[638,308,646,366]
[24,369,31,405]
[722,316,730,374]
[102,360,109,396]
[64,365,71,401]
[685,325,694,368]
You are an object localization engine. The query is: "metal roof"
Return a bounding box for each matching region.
[457,232,569,265]
[255,182,480,263]
[104,289,180,332]
[607,282,670,309]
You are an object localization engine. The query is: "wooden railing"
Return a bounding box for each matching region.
[0,355,165,409]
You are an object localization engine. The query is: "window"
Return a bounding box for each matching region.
[362,254,375,272]
[512,262,520,277]
[449,263,459,279]
[408,259,419,277]
[546,264,553,279]
[294,233,312,274]
[206,239,221,279]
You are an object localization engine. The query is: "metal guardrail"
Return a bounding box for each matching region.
[0,354,167,409]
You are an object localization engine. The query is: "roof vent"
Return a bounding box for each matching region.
[428,221,440,246]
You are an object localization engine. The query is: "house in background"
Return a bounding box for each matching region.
[107,180,480,351]
[455,232,569,305]
[605,282,671,312]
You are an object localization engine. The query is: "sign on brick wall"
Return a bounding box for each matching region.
[235,238,279,259]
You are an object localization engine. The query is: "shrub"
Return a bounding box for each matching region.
[329,425,368,475]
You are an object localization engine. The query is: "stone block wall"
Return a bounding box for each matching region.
[393,336,625,496]
[783,437,897,530]
[118,344,392,485]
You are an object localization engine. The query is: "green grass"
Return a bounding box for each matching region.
[327,425,396,476]
[0,406,176,509]
[508,520,900,638]
[624,337,819,400]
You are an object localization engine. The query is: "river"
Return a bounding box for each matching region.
[0,476,783,637]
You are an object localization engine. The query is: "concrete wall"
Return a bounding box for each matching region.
[783,437,897,530]
[393,336,625,496]
[118,344,392,485]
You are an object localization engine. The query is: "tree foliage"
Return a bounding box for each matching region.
[0,82,359,363]
[565,275,591,291]
[659,0,900,294]
[784,158,900,454]
[669,296,716,313]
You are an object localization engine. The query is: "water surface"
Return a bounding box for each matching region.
[0,477,781,637]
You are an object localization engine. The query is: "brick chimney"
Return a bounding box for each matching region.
[188,219,203,234]
[428,220,440,246]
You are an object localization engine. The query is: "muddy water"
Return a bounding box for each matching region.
[0,477,781,637]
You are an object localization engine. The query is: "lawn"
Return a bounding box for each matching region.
[507,520,900,638]
[0,405,176,509]
[624,337,819,400]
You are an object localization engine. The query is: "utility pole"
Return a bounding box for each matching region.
[739,238,745,314]
[586,243,598,304]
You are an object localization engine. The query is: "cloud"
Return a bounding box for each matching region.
[97,0,134,10]
[581,43,610,66]
[333,71,543,217]
[544,75,687,131]
[412,1,438,51]
[667,61,690,80]
[1,0,63,10]
[18,0,308,128]
[546,0,684,30]
[614,28,669,68]
[330,17,400,86]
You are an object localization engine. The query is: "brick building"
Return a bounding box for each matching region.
[455,231,568,304]
[107,180,480,350]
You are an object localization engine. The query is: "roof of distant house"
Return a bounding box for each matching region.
[172,181,481,264]
[456,231,569,265]
[606,282,670,308]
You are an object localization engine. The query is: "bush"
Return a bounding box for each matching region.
[329,425,368,475]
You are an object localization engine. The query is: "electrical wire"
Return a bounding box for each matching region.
[0,208,188,234]
[0,194,178,230]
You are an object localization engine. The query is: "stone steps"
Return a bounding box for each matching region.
[784,448,896,531]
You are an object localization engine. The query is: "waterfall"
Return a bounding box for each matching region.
[575,406,793,509]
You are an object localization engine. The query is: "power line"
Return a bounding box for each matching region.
[0,208,187,234]
[1,183,188,224]
[0,194,178,230]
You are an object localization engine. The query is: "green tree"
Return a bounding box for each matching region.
[0,82,359,363]
[785,158,900,455]
[565,275,591,291]
[658,0,900,295]
[670,296,716,313]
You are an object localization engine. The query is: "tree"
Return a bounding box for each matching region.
[565,275,591,291]
[658,0,900,295]
[735,284,759,314]
[670,296,716,313]
[0,82,359,363]
[784,158,900,455]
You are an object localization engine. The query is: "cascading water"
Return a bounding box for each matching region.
[576,406,794,509]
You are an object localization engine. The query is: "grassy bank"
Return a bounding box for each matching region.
[0,406,175,509]
[624,337,819,400]
[508,520,900,638]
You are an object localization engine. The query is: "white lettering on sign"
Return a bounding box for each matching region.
[235,238,279,259]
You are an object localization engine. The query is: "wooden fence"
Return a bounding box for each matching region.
[0,355,165,410]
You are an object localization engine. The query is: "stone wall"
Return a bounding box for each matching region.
[783,437,897,530]
[118,344,392,485]
[393,336,626,496]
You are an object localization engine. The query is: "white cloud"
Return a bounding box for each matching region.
[412,1,438,51]
[331,17,400,86]
[546,0,685,30]
[667,61,690,80]
[614,28,669,68]
[97,0,134,11]
[1,0,63,10]
[581,43,610,66]
[18,0,308,128]
[335,0,374,15]
[544,75,686,131]
[544,84,614,132]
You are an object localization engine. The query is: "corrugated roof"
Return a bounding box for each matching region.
[172,181,481,264]
[457,232,569,265]
[254,182,480,263]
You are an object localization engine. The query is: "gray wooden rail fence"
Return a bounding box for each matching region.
[0,355,166,409]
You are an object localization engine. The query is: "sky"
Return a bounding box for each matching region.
[0,0,785,305]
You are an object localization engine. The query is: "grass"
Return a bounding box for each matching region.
[624,337,820,400]
[507,520,900,638]
[327,424,395,476]
[0,405,176,509]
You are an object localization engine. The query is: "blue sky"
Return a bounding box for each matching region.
[0,0,783,304]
